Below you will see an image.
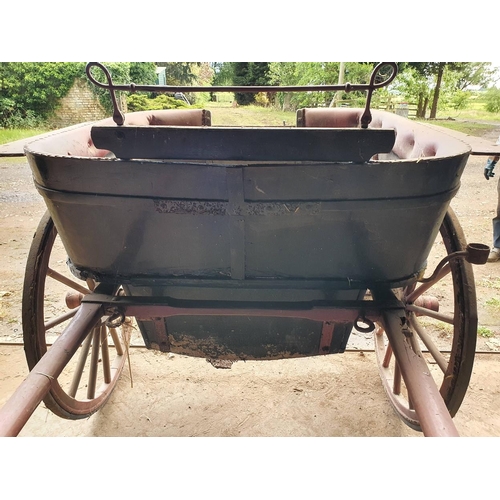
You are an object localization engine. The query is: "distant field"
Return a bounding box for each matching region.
[435,108,500,122]
[205,102,296,127]
[205,102,500,137]
[422,120,499,137]
[0,129,49,145]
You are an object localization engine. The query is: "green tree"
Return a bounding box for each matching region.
[268,62,298,110]
[268,62,375,111]
[232,63,254,105]
[155,62,197,86]
[0,62,166,126]
[127,93,191,111]
[408,62,495,118]
[393,66,432,118]
[485,87,500,113]
[232,62,271,105]
[0,62,83,126]
[211,62,234,86]
[452,62,496,90]
[129,62,157,85]
[269,62,333,109]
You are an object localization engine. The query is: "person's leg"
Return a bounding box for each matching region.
[489,174,500,261]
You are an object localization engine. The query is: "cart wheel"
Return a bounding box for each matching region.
[374,207,477,431]
[22,211,130,420]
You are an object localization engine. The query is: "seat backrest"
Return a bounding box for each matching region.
[116,109,212,127]
[297,107,468,160]
[85,109,211,157]
[297,108,364,128]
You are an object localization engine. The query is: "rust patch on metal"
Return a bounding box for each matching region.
[319,321,334,353]
[153,200,321,216]
[154,200,227,215]
[150,319,170,352]
[168,333,307,362]
[169,334,238,360]
[246,202,320,216]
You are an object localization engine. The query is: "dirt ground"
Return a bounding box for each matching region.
[2,125,500,437]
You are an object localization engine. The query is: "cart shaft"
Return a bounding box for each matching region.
[380,305,460,437]
[0,303,104,437]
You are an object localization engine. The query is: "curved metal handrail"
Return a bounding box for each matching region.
[86,62,398,127]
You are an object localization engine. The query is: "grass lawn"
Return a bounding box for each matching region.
[205,102,500,138]
[0,128,49,145]
[205,102,296,127]
[420,120,499,137]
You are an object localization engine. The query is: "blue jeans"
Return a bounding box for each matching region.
[494,176,500,248]
[494,218,500,248]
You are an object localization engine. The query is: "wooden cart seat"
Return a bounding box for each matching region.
[90,108,395,162]
[117,109,212,127]
[61,109,212,158]
[297,108,468,160]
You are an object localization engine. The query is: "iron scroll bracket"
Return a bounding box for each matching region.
[85,62,398,127]
[86,63,126,126]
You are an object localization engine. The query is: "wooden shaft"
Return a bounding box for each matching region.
[381,307,459,437]
[0,303,104,437]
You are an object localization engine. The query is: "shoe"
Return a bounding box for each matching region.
[488,247,500,262]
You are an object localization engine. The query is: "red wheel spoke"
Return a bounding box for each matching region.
[383,343,392,368]
[405,263,451,303]
[393,361,401,395]
[109,327,124,356]
[44,309,78,331]
[87,328,101,399]
[100,325,112,384]
[68,333,93,398]
[406,304,454,324]
[410,316,448,373]
[47,267,90,295]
